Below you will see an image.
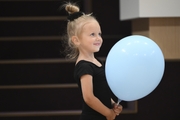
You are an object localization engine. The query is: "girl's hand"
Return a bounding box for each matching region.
[112,103,123,116]
[106,109,116,120]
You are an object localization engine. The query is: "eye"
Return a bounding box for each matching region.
[90,33,95,36]
[99,32,102,36]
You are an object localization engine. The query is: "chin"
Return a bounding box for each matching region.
[94,49,100,52]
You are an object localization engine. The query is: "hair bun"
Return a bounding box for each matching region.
[65,3,80,14]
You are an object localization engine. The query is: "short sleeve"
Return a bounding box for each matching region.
[74,61,94,80]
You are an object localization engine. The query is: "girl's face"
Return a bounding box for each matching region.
[77,20,103,54]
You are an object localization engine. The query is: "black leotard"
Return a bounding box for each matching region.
[74,60,112,120]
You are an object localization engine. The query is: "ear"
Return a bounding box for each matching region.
[71,36,80,46]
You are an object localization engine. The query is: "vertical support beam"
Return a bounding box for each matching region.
[132,18,149,37]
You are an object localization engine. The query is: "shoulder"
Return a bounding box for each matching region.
[74,60,94,76]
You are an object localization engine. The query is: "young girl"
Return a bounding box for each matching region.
[63,2,122,120]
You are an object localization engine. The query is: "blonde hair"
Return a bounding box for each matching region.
[63,2,97,59]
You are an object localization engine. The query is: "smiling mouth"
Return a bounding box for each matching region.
[94,43,101,46]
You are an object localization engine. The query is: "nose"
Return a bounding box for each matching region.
[97,35,102,41]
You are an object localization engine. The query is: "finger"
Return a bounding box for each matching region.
[114,111,120,115]
[114,109,122,114]
[119,105,123,109]
[113,104,118,108]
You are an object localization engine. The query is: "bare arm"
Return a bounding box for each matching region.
[80,74,116,120]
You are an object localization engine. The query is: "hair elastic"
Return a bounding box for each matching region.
[67,12,84,21]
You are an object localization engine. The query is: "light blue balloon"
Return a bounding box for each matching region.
[105,35,165,101]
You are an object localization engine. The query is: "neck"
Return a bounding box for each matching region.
[77,52,95,62]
